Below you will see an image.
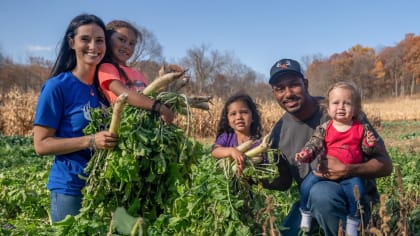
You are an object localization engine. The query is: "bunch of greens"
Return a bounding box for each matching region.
[54,104,204,235]
[149,152,267,235]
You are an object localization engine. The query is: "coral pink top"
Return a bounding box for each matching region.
[98,63,149,104]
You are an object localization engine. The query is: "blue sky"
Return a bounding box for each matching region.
[1,0,419,78]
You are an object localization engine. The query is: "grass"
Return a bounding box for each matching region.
[0,89,419,235]
[379,121,420,153]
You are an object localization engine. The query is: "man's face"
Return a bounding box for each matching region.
[271,75,308,114]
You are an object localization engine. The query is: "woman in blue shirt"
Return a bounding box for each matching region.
[33,14,118,223]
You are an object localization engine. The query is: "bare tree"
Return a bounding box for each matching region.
[181,44,226,94]
[128,25,163,65]
[180,45,262,99]
[220,62,258,98]
[300,53,325,70]
[131,60,161,82]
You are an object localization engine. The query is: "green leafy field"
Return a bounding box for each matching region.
[0,121,419,235]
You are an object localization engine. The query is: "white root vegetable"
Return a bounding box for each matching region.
[186,95,213,111]
[109,93,128,134]
[249,156,263,164]
[235,140,255,152]
[142,70,187,96]
[187,95,213,104]
[190,101,210,111]
[245,133,271,161]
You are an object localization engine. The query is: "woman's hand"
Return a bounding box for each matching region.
[94,131,118,150]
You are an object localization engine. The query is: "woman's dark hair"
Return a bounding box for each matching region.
[101,20,143,84]
[216,93,262,139]
[50,14,106,77]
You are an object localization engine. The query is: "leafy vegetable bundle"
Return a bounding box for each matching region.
[55,102,204,235]
[55,68,281,235]
[149,150,281,236]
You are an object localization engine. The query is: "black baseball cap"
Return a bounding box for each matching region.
[269,59,305,85]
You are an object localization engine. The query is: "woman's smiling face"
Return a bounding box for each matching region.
[70,23,106,67]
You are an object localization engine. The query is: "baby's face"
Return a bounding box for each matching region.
[327,87,355,124]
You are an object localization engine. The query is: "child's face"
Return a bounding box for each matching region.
[110,27,137,65]
[227,100,253,135]
[327,87,355,124]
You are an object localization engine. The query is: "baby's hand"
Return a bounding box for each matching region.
[366,131,377,147]
[295,151,308,164]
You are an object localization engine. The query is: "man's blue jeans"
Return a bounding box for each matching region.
[281,181,370,236]
[50,191,82,223]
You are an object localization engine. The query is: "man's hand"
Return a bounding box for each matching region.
[313,156,350,180]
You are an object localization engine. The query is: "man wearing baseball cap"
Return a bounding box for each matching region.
[262,58,392,236]
[269,58,305,84]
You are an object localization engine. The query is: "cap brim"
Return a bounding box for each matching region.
[269,70,303,85]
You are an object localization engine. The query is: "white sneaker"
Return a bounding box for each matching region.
[300,211,312,232]
[346,216,360,236]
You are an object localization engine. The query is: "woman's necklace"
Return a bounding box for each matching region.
[89,83,95,96]
[70,71,95,96]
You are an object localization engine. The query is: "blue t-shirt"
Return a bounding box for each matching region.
[34,72,101,196]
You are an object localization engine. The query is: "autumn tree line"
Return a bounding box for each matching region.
[1,30,419,102]
[305,33,420,99]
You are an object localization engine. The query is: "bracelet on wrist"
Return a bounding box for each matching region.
[151,100,162,112]
[156,102,162,112]
[89,134,96,152]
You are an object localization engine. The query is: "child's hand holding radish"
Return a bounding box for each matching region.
[227,147,246,176]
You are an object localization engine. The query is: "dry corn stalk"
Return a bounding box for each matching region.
[0,87,38,136]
